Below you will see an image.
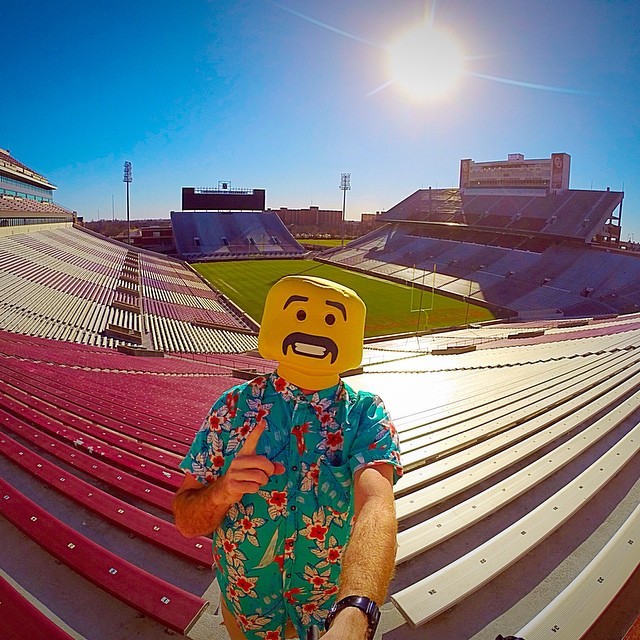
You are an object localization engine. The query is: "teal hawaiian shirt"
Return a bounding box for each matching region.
[180,373,402,640]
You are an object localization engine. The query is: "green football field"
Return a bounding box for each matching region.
[193,259,496,338]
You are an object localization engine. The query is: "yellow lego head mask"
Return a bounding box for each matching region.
[258,276,366,390]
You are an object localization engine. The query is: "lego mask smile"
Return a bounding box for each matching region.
[282,332,339,363]
[258,276,366,390]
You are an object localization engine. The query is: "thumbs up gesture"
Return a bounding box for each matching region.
[219,423,286,504]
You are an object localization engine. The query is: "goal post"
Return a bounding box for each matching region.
[410,264,436,332]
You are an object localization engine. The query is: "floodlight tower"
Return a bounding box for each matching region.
[339,172,351,246]
[123,161,132,244]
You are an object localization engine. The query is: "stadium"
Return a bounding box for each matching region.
[1,147,639,640]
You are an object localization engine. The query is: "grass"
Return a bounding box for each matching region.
[193,259,496,338]
[300,238,348,247]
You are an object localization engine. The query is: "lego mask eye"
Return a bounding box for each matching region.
[296,309,306,321]
[325,314,335,325]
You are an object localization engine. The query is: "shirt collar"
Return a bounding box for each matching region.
[268,371,343,404]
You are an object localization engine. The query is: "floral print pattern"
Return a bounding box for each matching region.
[180,373,402,639]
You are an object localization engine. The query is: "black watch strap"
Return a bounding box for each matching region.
[324,595,380,638]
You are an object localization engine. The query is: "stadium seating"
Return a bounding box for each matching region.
[0,575,75,640]
[396,364,640,559]
[350,319,640,639]
[0,226,259,352]
[2,314,639,638]
[382,189,617,239]
[0,319,273,637]
[171,210,306,259]
[323,185,638,320]
[515,501,640,640]
[0,478,209,635]
[391,423,639,627]
[0,193,74,218]
[0,433,211,566]
[0,407,175,514]
[1,214,639,638]
[324,221,640,318]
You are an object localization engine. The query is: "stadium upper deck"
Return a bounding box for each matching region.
[382,187,623,243]
[322,179,634,319]
[171,210,306,259]
[0,148,75,226]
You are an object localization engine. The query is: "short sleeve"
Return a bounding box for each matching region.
[179,387,241,484]
[347,392,403,483]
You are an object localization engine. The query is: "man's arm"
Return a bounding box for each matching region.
[173,473,235,538]
[325,463,397,639]
[173,423,284,538]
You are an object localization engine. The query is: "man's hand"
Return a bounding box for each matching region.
[217,423,285,503]
[173,423,284,537]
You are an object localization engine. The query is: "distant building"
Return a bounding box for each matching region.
[270,206,342,236]
[460,152,571,192]
[128,224,175,253]
[360,212,385,233]
[0,148,75,228]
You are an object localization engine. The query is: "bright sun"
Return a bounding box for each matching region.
[388,23,464,100]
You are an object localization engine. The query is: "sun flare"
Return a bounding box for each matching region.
[388,23,464,100]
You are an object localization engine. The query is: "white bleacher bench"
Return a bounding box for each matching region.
[396,385,640,564]
[394,352,640,518]
[515,502,640,640]
[391,422,640,627]
[398,348,635,469]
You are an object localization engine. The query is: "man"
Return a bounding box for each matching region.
[174,276,402,640]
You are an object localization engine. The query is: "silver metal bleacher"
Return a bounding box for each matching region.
[391,422,639,627]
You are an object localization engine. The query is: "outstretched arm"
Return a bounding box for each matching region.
[325,463,397,639]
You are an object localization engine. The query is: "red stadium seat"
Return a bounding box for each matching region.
[0,478,209,635]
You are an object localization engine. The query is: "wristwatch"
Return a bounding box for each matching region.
[324,595,380,638]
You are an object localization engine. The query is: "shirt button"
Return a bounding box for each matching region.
[292,465,298,471]
[291,505,297,511]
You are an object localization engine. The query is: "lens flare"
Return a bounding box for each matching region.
[388,24,464,100]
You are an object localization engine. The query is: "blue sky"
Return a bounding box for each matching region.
[4,1,640,239]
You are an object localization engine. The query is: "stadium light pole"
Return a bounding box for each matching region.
[339,172,351,246]
[123,161,132,245]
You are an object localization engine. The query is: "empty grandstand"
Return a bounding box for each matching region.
[322,154,633,320]
[0,225,260,352]
[1,149,639,640]
[172,184,306,260]
[171,210,306,260]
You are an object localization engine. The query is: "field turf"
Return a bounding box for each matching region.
[193,259,496,338]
